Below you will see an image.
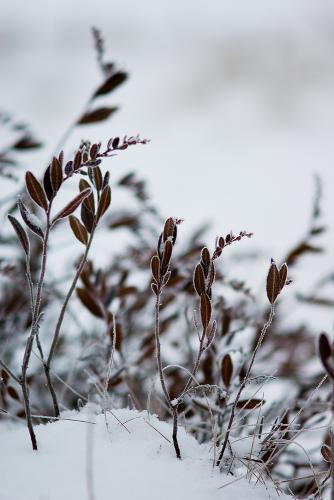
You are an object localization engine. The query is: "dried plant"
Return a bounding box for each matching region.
[0,27,333,500]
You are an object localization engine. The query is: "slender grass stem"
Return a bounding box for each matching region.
[216,305,275,467]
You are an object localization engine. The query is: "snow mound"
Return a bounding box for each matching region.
[1,405,290,500]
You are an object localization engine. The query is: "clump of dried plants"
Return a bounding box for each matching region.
[0,28,334,499]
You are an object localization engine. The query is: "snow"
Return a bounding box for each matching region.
[0,405,290,500]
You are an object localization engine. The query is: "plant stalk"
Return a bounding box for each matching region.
[21,208,51,450]
[44,225,96,417]
[154,292,181,459]
[216,305,275,467]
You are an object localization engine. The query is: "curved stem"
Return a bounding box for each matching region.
[216,305,275,467]
[21,208,52,450]
[44,225,96,416]
[154,291,181,459]
[154,293,172,406]
[47,225,95,368]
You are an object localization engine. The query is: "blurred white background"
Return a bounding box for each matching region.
[1,0,334,328]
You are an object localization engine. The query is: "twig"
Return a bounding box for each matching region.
[216,305,275,466]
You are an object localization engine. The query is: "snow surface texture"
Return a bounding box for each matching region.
[1,405,289,500]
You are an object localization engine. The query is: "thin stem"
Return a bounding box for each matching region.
[0,359,21,385]
[44,225,96,416]
[216,305,275,467]
[179,326,207,402]
[154,294,172,406]
[154,292,181,459]
[21,207,52,450]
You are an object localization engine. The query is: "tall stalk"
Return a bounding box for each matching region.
[217,260,289,467]
[216,305,275,466]
[21,207,52,450]
[154,291,181,458]
[151,218,182,458]
[45,225,96,416]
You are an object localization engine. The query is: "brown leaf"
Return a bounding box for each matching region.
[79,179,95,213]
[218,236,225,249]
[221,354,233,387]
[1,369,9,385]
[286,242,323,267]
[69,215,88,245]
[74,151,82,170]
[7,386,20,401]
[14,136,42,150]
[151,255,160,282]
[18,198,44,240]
[208,261,216,289]
[77,107,118,125]
[8,215,30,255]
[43,165,54,201]
[25,171,48,211]
[76,287,105,318]
[52,188,92,224]
[163,218,175,241]
[279,263,288,291]
[102,171,110,189]
[193,264,205,296]
[200,292,211,330]
[266,261,280,305]
[96,185,111,221]
[162,271,171,287]
[236,399,265,410]
[93,71,127,97]
[51,157,63,192]
[321,444,331,463]
[81,203,95,233]
[201,247,210,267]
[161,240,173,273]
[88,166,103,191]
[319,332,334,378]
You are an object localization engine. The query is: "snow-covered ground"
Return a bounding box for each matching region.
[1,405,289,500]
